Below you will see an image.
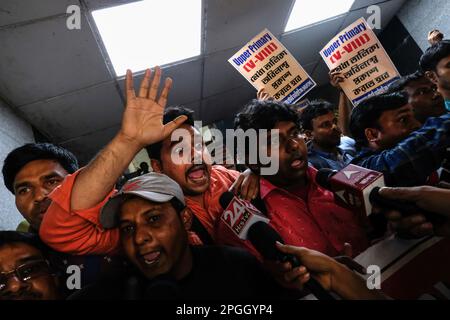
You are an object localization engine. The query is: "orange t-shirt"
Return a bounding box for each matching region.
[40,166,253,256]
[39,170,120,255]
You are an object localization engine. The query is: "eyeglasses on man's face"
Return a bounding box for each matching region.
[0,260,51,292]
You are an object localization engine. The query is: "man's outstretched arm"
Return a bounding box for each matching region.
[71,67,187,211]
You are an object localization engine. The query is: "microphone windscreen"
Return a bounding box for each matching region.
[247,221,283,260]
[315,168,337,190]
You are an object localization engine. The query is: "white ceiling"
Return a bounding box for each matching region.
[0,0,406,164]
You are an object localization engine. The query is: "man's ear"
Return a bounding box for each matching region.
[150,159,163,173]
[425,70,439,85]
[180,208,193,231]
[364,128,381,144]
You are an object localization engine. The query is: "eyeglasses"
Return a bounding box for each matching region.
[0,260,50,292]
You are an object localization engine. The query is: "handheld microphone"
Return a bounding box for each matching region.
[219,192,334,300]
[315,164,385,217]
[219,192,270,239]
[316,165,445,224]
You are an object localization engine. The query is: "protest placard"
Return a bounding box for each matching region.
[229,29,316,104]
[320,18,400,106]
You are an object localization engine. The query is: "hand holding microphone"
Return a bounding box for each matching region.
[315,164,447,238]
[219,191,334,300]
[378,186,450,237]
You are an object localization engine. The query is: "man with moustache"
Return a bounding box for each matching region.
[39,66,258,255]
[233,99,369,258]
[1,143,124,289]
[0,231,61,300]
[300,100,355,170]
[70,173,382,300]
[420,39,450,185]
[2,143,79,233]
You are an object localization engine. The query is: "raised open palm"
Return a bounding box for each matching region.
[120,66,187,148]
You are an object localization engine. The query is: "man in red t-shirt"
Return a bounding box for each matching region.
[233,99,370,257]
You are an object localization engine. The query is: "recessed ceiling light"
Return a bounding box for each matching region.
[285,0,355,32]
[92,0,202,76]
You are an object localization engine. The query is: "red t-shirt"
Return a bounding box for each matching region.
[259,166,369,257]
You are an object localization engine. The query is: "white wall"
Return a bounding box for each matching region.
[0,101,35,230]
[398,0,450,51]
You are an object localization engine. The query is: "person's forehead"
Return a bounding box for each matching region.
[406,78,433,90]
[273,120,297,132]
[312,111,335,123]
[381,105,412,118]
[14,159,67,184]
[0,243,43,270]
[163,125,200,145]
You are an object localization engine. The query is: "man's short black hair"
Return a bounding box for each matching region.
[387,71,425,94]
[299,100,335,131]
[234,99,300,131]
[349,92,408,149]
[146,106,195,161]
[2,143,79,194]
[419,39,450,72]
[0,231,50,258]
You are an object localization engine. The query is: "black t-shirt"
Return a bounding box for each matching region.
[69,246,298,300]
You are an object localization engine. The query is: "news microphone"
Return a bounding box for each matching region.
[219,192,334,300]
[219,191,270,240]
[316,165,445,224]
[315,164,385,217]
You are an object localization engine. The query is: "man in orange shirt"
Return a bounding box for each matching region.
[39,66,258,255]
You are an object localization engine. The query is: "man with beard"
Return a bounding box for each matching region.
[70,173,382,300]
[2,143,79,232]
[233,99,369,258]
[300,100,355,170]
[39,66,258,255]
[0,231,60,300]
[1,143,124,290]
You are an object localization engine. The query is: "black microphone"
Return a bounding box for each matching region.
[219,192,334,300]
[247,221,334,300]
[316,167,446,224]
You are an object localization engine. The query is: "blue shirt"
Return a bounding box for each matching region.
[351,113,450,187]
[308,138,356,171]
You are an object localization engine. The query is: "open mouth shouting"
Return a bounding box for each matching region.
[185,164,209,185]
[139,250,162,267]
[290,156,306,170]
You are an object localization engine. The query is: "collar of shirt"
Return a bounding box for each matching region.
[308,144,345,161]
[259,165,317,200]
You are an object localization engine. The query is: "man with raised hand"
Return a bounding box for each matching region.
[39,66,257,255]
[39,67,188,255]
